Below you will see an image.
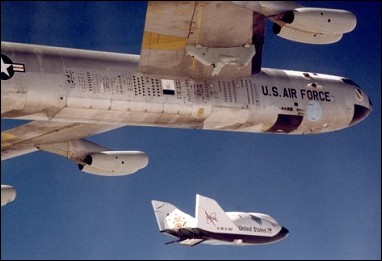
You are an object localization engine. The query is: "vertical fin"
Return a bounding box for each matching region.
[152,200,195,231]
[195,194,239,233]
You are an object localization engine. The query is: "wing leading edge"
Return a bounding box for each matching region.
[1,121,125,160]
[1,121,148,176]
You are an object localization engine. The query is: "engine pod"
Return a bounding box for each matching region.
[79,151,148,176]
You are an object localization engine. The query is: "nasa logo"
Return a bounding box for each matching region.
[205,210,218,226]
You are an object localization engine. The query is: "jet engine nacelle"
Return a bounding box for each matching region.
[79,151,148,176]
[273,7,356,44]
[1,185,16,207]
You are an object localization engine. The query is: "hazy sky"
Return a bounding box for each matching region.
[1,1,381,260]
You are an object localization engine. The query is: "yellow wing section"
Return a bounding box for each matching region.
[139,1,258,79]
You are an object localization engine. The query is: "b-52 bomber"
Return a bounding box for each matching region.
[1,2,372,205]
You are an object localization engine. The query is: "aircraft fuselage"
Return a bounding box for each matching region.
[1,42,372,134]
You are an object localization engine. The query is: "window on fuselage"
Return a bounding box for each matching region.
[250,215,262,225]
[342,78,360,88]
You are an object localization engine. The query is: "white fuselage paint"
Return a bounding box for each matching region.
[1,42,371,134]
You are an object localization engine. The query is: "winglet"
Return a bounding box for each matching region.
[152,200,177,231]
[152,200,195,231]
[195,194,239,233]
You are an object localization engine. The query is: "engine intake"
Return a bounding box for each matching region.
[282,8,356,34]
[273,7,356,44]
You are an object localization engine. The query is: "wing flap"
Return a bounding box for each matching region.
[179,238,205,246]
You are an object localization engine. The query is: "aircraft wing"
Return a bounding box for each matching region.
[179,238,205,246]
[1,121,125,160]
[139,1,260,78]
[139,1,356,78]
[163,227,206,246]
[177,227,206,246]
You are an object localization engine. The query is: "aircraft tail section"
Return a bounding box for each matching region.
[152,200,195,231]
[195,194,239,233]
